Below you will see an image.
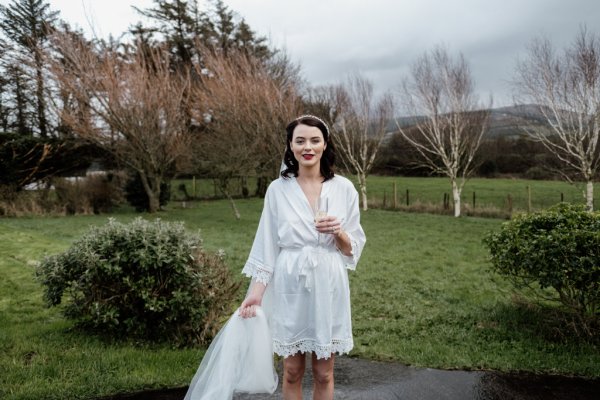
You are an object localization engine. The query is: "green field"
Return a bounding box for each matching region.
[1,195,599,399]
[173,175,598,214]
[356,176,597,210]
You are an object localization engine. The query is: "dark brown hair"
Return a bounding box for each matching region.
[281,115,336,181]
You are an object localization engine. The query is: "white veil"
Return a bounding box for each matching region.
[184,304,278,400]
[184,154,288,400]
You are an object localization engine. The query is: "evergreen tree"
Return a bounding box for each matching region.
[234,19,270,60]
[0,0,59,137]
[133,0,198,66]
[2,61,33,135]
[135,0,272,65]
[201,0,271,60]
[0,75,10,132]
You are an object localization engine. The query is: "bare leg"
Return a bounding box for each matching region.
[311,353,334,400]
[283,353,306,400]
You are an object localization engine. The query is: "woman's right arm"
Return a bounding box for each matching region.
[239,279,267,318]
[239,183,279,318]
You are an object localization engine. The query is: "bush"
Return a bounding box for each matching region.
[54,173,126,215]
[483,203,599,323]
[0,132,100,189]
[0,173,125,216]
[36,218,240,346]
[125,173,171,212]
[524,166,554,180]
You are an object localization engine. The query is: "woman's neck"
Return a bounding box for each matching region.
[297,165,322,181]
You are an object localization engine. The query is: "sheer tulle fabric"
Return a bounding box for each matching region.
[184,307,277,400]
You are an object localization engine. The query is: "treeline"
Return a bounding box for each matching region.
[1,0,598,217]
[375,133,561,180]
[0,0,302,214]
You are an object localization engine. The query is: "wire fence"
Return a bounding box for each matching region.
[172,176,597,217]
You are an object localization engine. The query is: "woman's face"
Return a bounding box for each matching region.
[290,124,327,170]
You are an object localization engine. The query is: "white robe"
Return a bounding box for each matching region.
[242,175,366,360]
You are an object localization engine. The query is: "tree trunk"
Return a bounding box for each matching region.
[451,179,462,217]
[586,180,594,211]
[358,172,368,211]
[218,178,240,219]
[147,192,160,213]
[255,176,268,198]
[226,191,240,220]
[14,72,28,136]
[240,176,249,198]
[139,172,161,213]
[35,51,48,137]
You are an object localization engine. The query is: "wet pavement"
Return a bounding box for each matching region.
[99,356,599,400]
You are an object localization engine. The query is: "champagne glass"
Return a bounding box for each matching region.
[315,197,328,246]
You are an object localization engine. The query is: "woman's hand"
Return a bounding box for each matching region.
[316,215,352,256]
[238,280,267,318]
[239,294,262,318]
[315,215,342,236]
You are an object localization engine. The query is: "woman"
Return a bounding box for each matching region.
[239,115,366,400]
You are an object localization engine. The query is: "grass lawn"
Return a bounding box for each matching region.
[1,198,598,399]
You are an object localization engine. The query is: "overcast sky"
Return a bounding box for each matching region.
[5,0,600,107]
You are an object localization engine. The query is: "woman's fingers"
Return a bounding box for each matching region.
[315,217,341,234]
[239,304,257,319]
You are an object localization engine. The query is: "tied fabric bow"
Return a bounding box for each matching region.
[293,246,319,291]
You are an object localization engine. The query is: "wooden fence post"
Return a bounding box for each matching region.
[192,176,196,198]
[406,189,410,206]
[472,191,476,209]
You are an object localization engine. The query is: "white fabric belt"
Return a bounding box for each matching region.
[283,246,335,291]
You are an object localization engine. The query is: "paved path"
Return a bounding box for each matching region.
[233,356,599,400]
[100,356,599,400]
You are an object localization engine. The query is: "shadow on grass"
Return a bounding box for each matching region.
[480,296,599,345]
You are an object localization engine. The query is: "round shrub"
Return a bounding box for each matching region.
[37,217,240,346]
[483,203,599,320]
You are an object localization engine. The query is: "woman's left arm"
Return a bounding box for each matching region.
[333,228,353,256]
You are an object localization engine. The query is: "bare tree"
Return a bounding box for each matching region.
[515,28,600,211]
[331,74,394,211]
[397,46,489,217]
[47,33,193,212]
[190,47,301,218]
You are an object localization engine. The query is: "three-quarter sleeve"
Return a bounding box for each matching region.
[339,188,366,270]
[242,185,279,285]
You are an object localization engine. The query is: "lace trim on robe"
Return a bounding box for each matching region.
[273,338,354,360]
[242,258,273,285]
[337,232,359,270]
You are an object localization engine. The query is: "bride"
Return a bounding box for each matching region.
[185,115,366,400]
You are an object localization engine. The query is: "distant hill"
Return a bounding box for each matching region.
[390,104,553,138]
[487,104,553,137]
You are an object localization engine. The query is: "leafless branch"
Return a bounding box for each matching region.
[514,27,600,210]
[47,32,193,212]
[397,46,490,217]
